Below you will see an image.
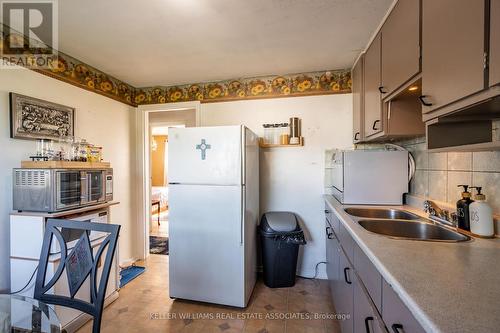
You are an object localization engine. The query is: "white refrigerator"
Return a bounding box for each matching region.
[168,125,259,307]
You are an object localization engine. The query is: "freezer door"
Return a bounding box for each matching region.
[168,126,242,185]
[168,184,246,307]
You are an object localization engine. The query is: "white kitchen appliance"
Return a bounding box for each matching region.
[168,125,259,307]
[330,149,409,205]
[13,168,113,213]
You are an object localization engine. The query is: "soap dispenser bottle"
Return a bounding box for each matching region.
[456,185,474,231]
[469,187,494,237]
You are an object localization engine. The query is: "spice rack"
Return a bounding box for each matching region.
[259,137,304,148]
[260,117,303,148]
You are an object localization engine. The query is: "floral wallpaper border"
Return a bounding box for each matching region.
[135,70,351,105]
[1,25,351,107]
[1,25,136,105]
[32,53,137,106]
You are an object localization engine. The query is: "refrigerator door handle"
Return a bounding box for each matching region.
[241,187,245,245]
[241,126,246,185]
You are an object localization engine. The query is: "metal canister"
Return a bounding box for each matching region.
[289,117,301,139]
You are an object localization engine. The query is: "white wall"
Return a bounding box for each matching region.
[0,67,137,292]
[201,94,353,278]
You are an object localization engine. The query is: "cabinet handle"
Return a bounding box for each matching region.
[372,120,380,131]
[392,323,404,333]
[343,267,352,284]
[354,132,360,141]
[418,95,433,107]
[326,226,334,239]
[378,86,387,94]
[364,316,374,333]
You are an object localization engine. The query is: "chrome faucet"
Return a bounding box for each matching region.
[423,200,457,227]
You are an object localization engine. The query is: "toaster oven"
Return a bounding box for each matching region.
[13,168,113,212]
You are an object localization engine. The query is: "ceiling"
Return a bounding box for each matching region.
[58,0,393,87]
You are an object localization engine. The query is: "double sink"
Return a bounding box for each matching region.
[344,207,470,242]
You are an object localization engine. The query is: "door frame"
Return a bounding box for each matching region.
[136,101,201,260]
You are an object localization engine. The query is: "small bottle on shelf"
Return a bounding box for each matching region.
[280,123,289,145]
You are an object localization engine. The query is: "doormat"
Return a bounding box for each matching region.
[150,236,169,255]
[120,266,145,288]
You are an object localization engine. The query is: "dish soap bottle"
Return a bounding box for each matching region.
[469,187,494,237]
[456,185,474,231]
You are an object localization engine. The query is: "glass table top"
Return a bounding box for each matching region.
[0,294,61,333]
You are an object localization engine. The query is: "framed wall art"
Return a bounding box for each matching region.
[9,93,75,140]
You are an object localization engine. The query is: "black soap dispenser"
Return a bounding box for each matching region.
[456,185,474,231]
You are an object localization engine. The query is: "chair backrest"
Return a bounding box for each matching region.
[34,218,120,333]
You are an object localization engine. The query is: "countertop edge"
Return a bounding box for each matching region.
[10,201,120,217]
[323,195,440,333]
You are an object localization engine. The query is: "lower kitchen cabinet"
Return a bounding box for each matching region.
[325,218,340,301]
[337,249,354,333]
[353,243,382,311]
[325,202,425,333]
[353,274,384,333]
[382,280,425,333]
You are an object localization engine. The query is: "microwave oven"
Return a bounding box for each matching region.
[330,150,408,205]
[13,168,113,212]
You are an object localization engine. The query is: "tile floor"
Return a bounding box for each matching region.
[77,255,340,333]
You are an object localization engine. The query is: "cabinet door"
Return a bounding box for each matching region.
[338,222,355,261]
[382,280,425,333]
[325,219,339,299]
[353,243,382,311]
[364,33,383,137]
[353,275,384,333]
[337,249,354,333]
[352,56,364,143]
[381,0,420,95]
[421,0,485,113]
[490,0,500,87]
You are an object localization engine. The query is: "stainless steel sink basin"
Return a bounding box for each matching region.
[344,208,422,220]
[358,219,470,242]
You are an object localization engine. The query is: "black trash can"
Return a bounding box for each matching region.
[259,212,306,288]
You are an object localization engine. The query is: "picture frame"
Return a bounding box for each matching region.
[9,93,75,140]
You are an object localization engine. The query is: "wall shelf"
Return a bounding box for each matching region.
[259,137,304,148]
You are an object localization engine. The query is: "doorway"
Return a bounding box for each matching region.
[149,124,183,253]
[137,101,201,260]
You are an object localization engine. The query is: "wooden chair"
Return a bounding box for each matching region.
[34,219,120,333]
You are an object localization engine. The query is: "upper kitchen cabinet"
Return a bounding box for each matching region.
[421,0,485,115]
[380,0,421,97]
[352,56,364,143]
[422,0,500,151]
[491,0,500,87]
[363,33,382,138]
[355,1,425,143]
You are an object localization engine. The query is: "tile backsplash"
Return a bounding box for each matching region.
[401,137,500,215]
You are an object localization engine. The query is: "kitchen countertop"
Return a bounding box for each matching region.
[324,195,500,333]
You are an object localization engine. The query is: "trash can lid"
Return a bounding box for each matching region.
[261,212,299,233]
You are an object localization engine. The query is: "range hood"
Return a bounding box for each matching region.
[426,95,500,151]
